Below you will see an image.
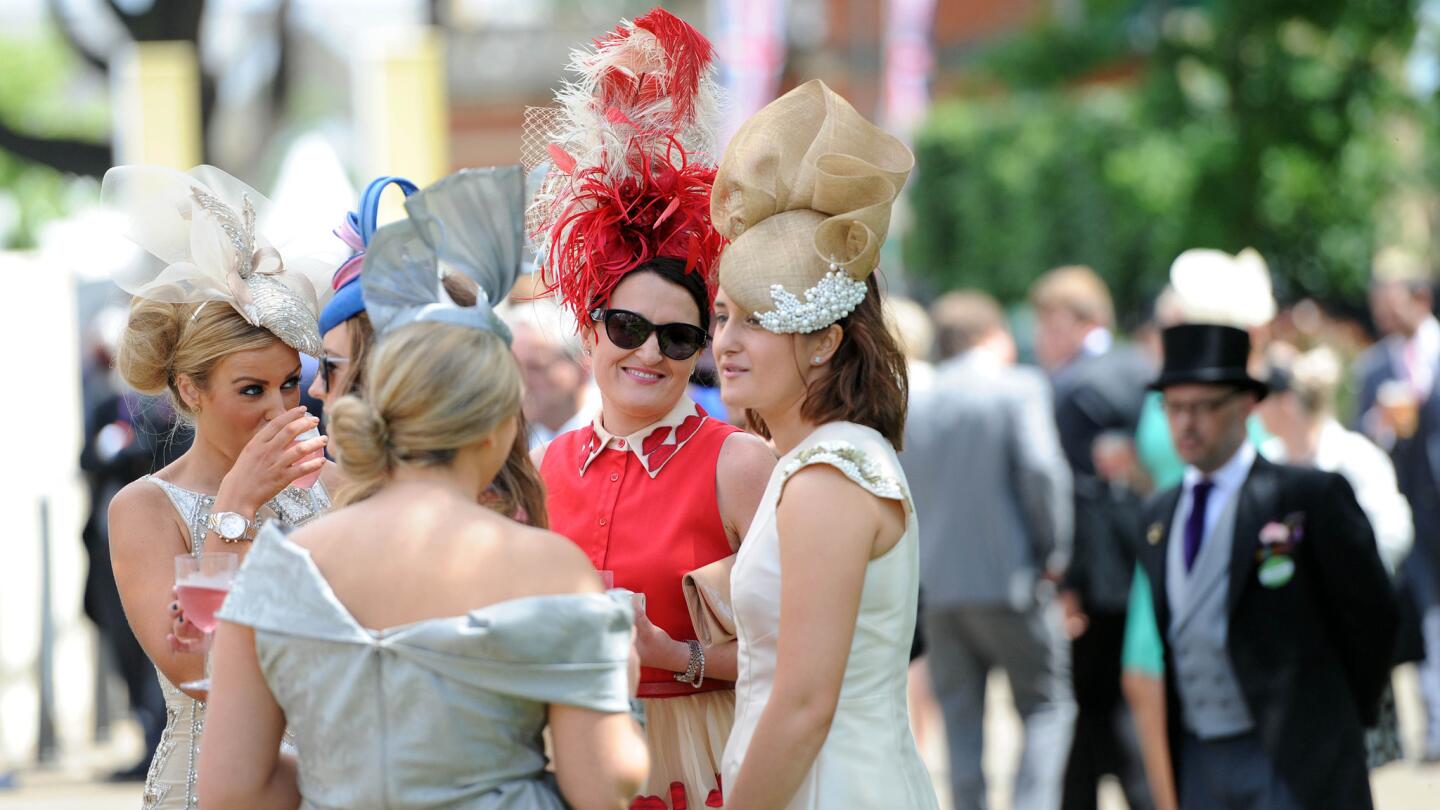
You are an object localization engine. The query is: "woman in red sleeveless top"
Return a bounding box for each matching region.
[528,13,774,807]
[538,259,772,809]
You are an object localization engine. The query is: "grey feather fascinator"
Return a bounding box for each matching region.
[362,165,525,342]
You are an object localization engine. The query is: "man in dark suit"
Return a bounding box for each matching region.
[1030,266,1155,810]
[1351,255,1440,760]
[1139,323,1396,809]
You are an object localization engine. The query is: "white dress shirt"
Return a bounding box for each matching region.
[1396,315,1440,398]
[1179,441,1258,558]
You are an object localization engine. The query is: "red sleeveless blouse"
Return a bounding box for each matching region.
[541,399,738,696]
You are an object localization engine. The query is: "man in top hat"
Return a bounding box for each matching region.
[1136,323,1396,809]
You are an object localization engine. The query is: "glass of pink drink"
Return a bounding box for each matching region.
[175,551,239,694]
[291,426,325,489]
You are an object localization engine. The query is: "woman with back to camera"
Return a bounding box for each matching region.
[197,166,648,810]
[709,80,938,809]
[309,174,547,524]
[527,10,775,807]
[102,165,342,809]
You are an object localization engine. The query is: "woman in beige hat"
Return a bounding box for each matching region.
[709,79,939,809]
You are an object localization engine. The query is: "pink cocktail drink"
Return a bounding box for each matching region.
[291,426,325,489]
[176,580,231,633]
[174,552,237,695]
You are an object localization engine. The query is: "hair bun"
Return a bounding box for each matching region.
[328,394,395,492]
[116,298,188,395]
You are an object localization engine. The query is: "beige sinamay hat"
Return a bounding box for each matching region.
[710,80,914,333]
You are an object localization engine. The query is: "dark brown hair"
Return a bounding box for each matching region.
[598,256,711,333]
[747,274,909,450]
[484,413,550,529]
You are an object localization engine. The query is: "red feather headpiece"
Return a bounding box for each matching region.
[528,8,724,325]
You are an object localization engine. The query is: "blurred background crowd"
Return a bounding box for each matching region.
[3,0,1440,807]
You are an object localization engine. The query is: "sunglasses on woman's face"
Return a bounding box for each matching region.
[590,308,708,361]
[320,355,350,393]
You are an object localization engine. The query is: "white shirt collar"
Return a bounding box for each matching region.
[1416,315,1440,357]
[1182,440,1257,496]
[1412,316,1440,392]
[575,395,709,478]
[1081,327,1113,358]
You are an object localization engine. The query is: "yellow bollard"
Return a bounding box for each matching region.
[355,26,451,224]
[111,41,203,169]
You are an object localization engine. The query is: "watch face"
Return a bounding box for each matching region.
[218,513,247,539]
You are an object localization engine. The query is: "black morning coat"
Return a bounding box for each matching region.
[1136,456,1398,810]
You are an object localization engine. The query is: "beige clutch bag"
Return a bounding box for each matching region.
[682,554,736,645]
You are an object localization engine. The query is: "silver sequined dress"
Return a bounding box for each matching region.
[141,475,331,810]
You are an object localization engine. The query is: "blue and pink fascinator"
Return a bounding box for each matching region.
[318,176,418,336]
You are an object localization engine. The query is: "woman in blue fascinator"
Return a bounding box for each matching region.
[312,174,548,525]
[308,175,417,409]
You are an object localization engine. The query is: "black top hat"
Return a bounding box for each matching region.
[1150,323,1268,398]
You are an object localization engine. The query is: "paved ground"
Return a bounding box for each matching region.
[4,668,1438,809]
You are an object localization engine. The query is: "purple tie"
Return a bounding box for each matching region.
[1183,479,1214,572]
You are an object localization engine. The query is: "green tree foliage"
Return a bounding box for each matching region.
[0,31,107,248]
[906,0,1428,320]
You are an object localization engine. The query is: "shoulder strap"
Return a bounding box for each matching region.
[146,475,211,553]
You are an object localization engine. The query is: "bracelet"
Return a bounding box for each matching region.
[672,639,705,688]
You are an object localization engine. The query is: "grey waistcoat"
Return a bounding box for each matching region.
[1165,489,1255,739]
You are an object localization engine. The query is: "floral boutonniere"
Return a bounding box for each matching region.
[1255,512,1304,588]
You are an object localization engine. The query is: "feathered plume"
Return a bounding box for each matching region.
[529,7,725,325]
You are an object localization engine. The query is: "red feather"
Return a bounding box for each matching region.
[534,8,722,325]
[546,144,577,175]
[538,139,723,325]
[633,8,714,128]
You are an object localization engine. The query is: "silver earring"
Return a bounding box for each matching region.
[812,356,823,365]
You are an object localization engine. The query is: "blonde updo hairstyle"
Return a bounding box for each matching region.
[327,321,524,507]
[1287,346,1343,417]
[117,298,280,418]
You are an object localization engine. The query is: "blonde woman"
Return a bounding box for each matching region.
[198,166,648,810]
[103,165,340,809]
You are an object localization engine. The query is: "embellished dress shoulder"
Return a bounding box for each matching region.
[722,422,938,809]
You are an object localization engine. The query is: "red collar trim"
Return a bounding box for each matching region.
[577,397,709,478]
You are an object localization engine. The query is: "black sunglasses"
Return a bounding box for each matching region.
[591,308,709,361]
[320,355,350,393]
